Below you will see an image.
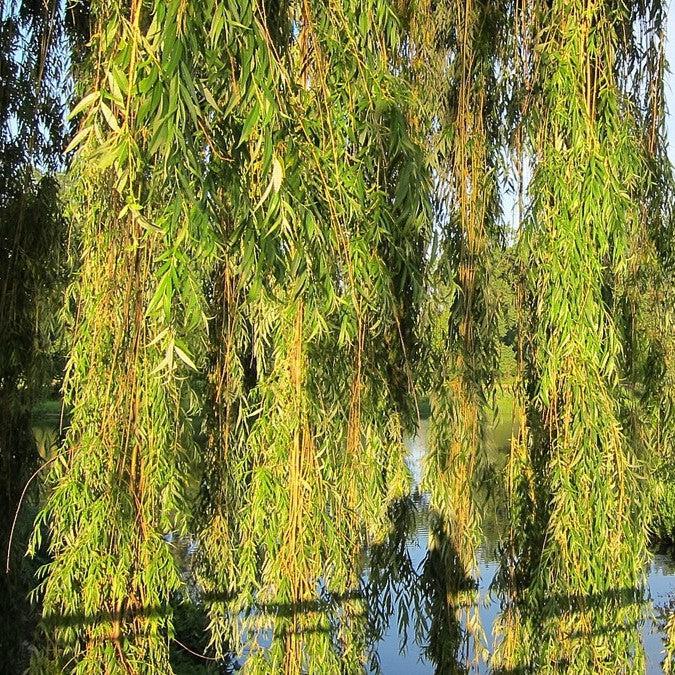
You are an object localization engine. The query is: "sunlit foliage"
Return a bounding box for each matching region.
[0,0,673,673]
[194,1,430,669]
[29,0,430,672]
[495,1,672,672]
[30,1,224,669]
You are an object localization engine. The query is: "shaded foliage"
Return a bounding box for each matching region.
[0,0,72,670]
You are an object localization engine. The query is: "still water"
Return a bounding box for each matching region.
[171,420,675,674]
[368,423,675,674]
[370,515,675,674]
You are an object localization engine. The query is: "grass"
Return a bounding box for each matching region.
[31,398,64,427]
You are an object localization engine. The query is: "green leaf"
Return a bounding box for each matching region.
[238,100,260,146]
[203,85,221,113]
[100,101,121,132]
[68,92,100,120]
[64,125,93,153]
[174,344,197,371]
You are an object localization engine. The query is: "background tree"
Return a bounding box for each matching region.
[0,0,73,669]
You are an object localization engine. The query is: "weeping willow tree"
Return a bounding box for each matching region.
[6,0,675,672]
[621,16,675,674]
[0,0,74,670]
[631,4,675,667]
[29,0,430,672]
[625,0,675,578]
[494,1,671,672]
[405,0,505,667]
[29,0,227,670]
[195,2,430,672]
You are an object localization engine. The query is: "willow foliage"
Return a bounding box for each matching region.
[625,1,675,556]
[30,0,430,672]
[407,0,506,666]
[195,1,430,670]
[495,1,667,672]
[30,1,224,670]
[5,0,675,672]
[668,611,675,674]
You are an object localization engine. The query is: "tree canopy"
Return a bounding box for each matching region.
[1,1,675,673]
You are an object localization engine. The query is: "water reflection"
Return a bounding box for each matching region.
[362,421,675,674]
[193,497,672,673]
[364,498,675,674]
[43,424,675,673]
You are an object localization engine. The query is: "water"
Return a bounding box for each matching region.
[366,422,675,674]
[369,523,675,673]
[163,418,675,673]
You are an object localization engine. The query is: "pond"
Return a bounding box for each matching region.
[31,415,675,673]
[370,508,675,674]
[366,422,675,674]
